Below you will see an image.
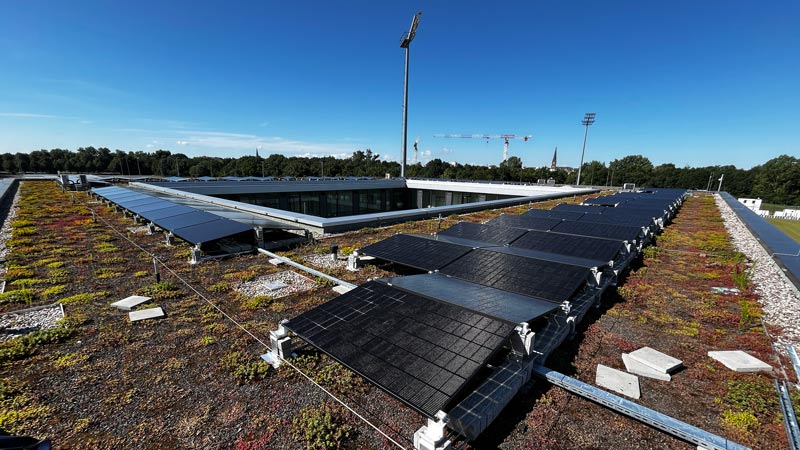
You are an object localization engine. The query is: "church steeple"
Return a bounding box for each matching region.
[550,146,558,171]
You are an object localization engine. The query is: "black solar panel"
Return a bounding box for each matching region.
[138,205,195,221]
[552,204,606,214]
[173,219,253,245]
[577,213,655,228]
[132,201,176,213]
[359,234,472,271]
[521,209,586,221]
[117,197,165,209]
[382,274,560,324]
[550,220,642,242]
[437,222,527,246]
[156,211,218,230]
[486,214,562,231]
[583,196,622,207]
[439,249,588,303]
[510,230,625,262]
[285,281,515,417]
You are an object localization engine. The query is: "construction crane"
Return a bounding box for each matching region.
[433,134,532,162]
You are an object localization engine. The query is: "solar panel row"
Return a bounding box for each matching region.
[92,186,254,245]
[286,188,687,420]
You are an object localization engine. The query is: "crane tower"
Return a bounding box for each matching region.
[433,134,532,162]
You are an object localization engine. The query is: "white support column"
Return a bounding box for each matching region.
[261,319,293,368]
[414,411,452,450]
[510,322,535,356]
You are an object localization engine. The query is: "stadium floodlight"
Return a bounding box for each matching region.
[400,11,422,178]
[575,112,596,186]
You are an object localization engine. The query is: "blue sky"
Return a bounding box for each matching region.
[0,1,797,169]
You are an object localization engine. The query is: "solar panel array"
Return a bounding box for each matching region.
[92,186,254,245]
[284,281,515,417]
[286,188,687,422]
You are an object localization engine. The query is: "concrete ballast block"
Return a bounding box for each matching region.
[595,364,640,399]
[622,353,671,381]
[332,285,354,295]
[628,347,683,374]
[129,307,165,322]
[111,295,152,311]
[268,258,284,266]
[708,350,773,373]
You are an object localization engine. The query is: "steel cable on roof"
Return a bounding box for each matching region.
[85,200,410,450]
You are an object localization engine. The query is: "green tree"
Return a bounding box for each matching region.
[752,155,800,205]
[609,155,653,187]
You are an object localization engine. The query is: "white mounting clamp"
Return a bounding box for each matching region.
[561,301,572,315]
[590,267,602,286]
[413,411,452,450]
[261,319,293,368]
[165,231,175,246]
[510,322,535,356]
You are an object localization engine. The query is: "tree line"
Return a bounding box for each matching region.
[1,147,797,205]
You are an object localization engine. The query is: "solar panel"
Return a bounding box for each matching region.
[510,230,625,263]
[285,281,515,417]
[382,274,560,324]
[138,205,195,221]
[131,200,176,213]
[550,220,643,242]
[116,197,165,209]
[359,234,472,271]
[486,214,562,231]
[172,219,253,245]
[437,222,527,246]
[577,213,655,228]
[583,197,622,207]
[552,204,605,214]
[439,249,589,303]
[156,211,218,230]
[521,209,586,221]
[482,246,607,270]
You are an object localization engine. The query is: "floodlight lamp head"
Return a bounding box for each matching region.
[582,112,596,126]
[400,11,422,48]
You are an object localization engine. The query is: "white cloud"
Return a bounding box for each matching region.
[441,147,453,154]
[168,130,354,155]
[258,121,270,127]
[176,140,189,146]
[0,112,59,119]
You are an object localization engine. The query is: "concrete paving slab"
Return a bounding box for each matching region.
[268,258,285,266]
[596,364,640,399]
[332,285,354,295]
[708,350,773,373]
[129,307,165,322]
[628,347,683,374]
[622,353,671,381]
[111,295,152,311]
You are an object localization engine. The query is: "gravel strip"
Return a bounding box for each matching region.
[233,270,316,299]
[0,187,20,264]
[0,305,63,342]
[715,194,800,351]
[302,253,347,270]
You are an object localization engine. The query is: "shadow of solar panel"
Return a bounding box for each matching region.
[552,203,605,214]
[521,209,586,221]
[510,230,624,262]
[437,222,527,246]
[381,274,560,324]
[550,220,642,242]
[486,214,562,231]
[285,281,515,417]
[173,219,253,245]
[439,249,588,303]
[359,234,472,271]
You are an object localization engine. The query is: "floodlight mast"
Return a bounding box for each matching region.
[575,112,596,186]
[400,11,422,178]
